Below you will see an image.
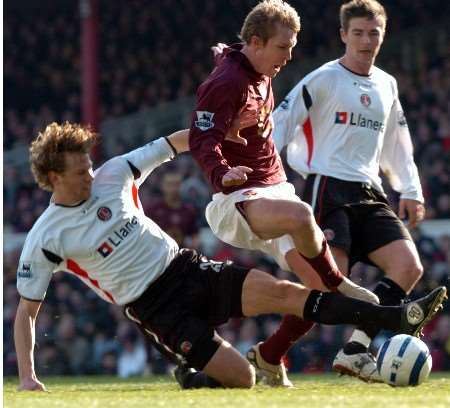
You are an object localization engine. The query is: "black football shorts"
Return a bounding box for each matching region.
[303,175,412,268]
[125,249,249,369]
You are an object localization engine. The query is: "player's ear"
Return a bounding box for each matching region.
[250,35,264,49]
[48,170,61,189]
[339,27,347,44]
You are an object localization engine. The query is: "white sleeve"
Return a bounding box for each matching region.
[120,137,176,187]
[272,80,309,152]
[98,137,176,188]
[272,70,329,153]
[17,234,57,301]
[380,89,424,202]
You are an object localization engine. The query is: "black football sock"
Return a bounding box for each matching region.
[303,290,402,332]
[357,277,407,339]
[183,371,223,389]
[342,341,368,355]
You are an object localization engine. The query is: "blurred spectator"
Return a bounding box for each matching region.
[235,319,259,356]
[117,331,148,378]
[145,168,200,249]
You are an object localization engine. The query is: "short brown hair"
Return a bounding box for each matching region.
[240,0,301,44]
[340,0,387,32]
[30,122,97,191]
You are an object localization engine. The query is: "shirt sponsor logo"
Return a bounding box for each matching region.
[97,206,112,221]
[335,111,385,132]
[335,112,347,124]
[97,216,139,258]
[194,111,215,131]
[360,93,371,107]
[18,262,32,278]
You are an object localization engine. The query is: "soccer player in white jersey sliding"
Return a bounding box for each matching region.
[272,0,427,382]
[15,122,446,392]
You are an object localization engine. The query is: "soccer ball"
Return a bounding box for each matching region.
[376,334,432,386]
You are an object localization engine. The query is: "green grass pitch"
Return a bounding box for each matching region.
[4,373,450,408]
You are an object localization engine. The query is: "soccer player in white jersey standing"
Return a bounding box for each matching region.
[272,0,427,382]
[15,121,446,391]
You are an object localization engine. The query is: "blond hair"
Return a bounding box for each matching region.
[30,122,97,191]
[340,0,387,32]
[240,0,301,44]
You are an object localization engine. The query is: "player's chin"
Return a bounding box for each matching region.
[81,187,92,200]
[270,65,281,77]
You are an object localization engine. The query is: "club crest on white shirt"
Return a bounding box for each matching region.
[97,206,112,221]
[360,93,371,107]
[195,111,215,131]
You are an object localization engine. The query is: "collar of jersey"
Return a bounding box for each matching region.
[227,43,265,82]
[338,61,372,78]
[53,199,87,208]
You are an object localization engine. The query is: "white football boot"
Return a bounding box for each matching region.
[246,342,293,387]
[337,277,380,304]
[332,348,382,383]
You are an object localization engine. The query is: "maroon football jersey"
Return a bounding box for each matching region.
[189,44,286,194]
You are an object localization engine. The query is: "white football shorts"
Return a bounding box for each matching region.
[205,182,302,271]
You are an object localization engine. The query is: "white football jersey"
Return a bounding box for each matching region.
[17,138,179,305]
[273,60,423,202]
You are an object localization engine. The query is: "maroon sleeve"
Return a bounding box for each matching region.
[189,79,246,192]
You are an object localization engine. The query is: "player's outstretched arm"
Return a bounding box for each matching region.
[166,129,190,154]
[14,298,47,391]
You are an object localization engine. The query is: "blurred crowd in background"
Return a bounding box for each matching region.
[4,0,450,378]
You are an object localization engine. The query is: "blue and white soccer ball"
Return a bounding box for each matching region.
[376,334,432,386]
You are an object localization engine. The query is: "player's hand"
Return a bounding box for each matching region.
[211,42,229,66]
[18,377,47,392]
[225,108,259,146]
[211,42,228,58]
[222,166,253,187]
[399,199,425,229]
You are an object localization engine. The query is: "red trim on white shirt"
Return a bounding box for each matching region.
[66,259,116,303]
[303,116,314,167]
[132,183,139,209]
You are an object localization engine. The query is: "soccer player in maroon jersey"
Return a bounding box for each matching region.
[189,0,378,386]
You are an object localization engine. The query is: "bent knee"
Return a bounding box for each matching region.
[237,365,256,388]
[283,202,315,233]
[386,260,424,288]
[225,365,255,388]
[399,260,423,281]
[410,263,424,281]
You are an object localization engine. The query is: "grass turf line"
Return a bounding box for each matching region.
[3,373,450,408]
